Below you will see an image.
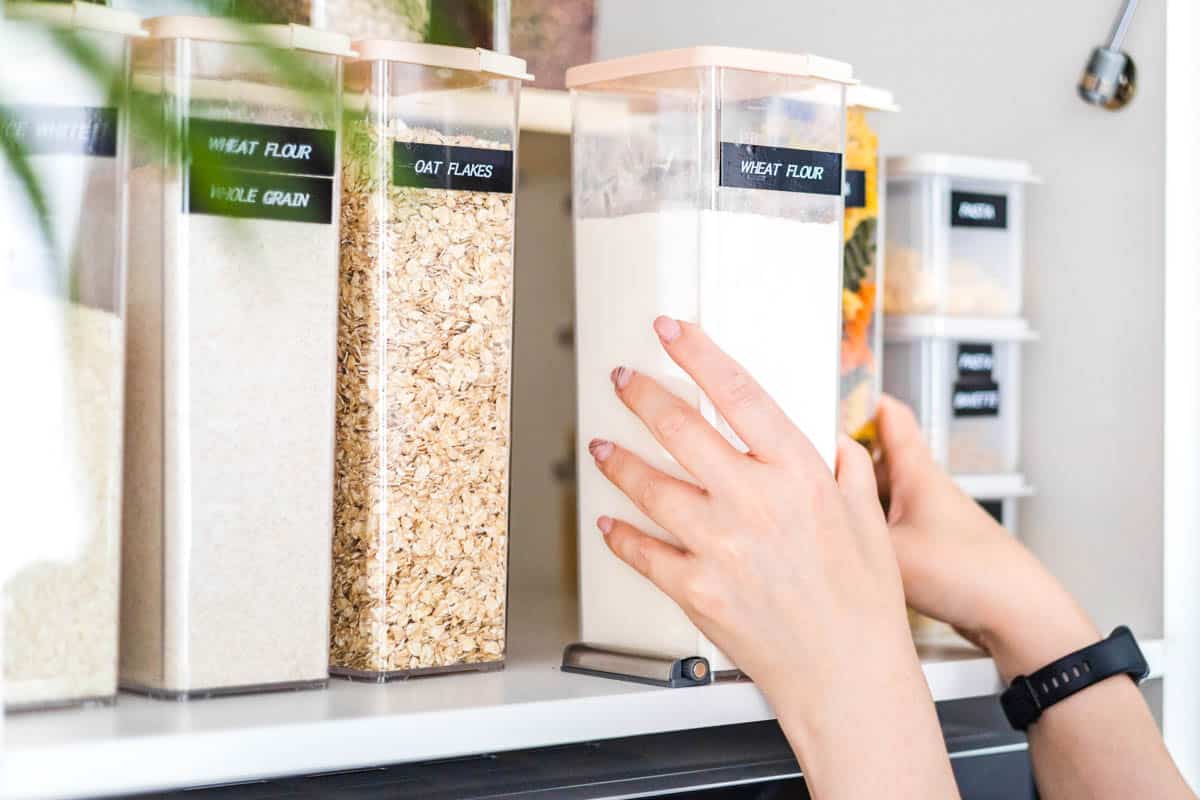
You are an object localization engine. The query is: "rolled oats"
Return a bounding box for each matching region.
[331,123,513,677]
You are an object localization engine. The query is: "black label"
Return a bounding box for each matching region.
[719,142,843,196]
[978,499,1005,524]
[188,119,336,177]
[956,343,995,376]
[0,105,117,157]
[188,167,333,223]
[952,381,1000,417]
[950,190,1008,229]
[844,169,867,208]
[392,141,514,193]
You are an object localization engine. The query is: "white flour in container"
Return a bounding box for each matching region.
[575,209,841,670]
[3,293,123,709]
[121,166,337,694]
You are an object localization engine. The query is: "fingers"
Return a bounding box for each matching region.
[836,434,887,535]
[588,438,708,545]
[610,365,742,489]
[876,394,932,476]
[598,516,692,604]
[650,316,818,466]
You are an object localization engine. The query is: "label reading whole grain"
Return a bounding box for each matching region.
[392,141,515,193]
[719,142,843,196]
[952,342,1000,418]
[0,105,117,157]
[188,119,336,177]
[844,169,867,208]
[950,190,1008,229]
[188,167,334,224]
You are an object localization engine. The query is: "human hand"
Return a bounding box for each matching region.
[874,394,1099,681]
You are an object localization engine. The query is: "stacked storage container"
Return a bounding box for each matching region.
[882,155,1038,646]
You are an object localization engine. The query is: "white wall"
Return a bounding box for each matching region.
[594,0,1167,638]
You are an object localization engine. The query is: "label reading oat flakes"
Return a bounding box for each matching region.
[392,141,514,194]
[0,105,117,157]
[188,119,336,177]
[188,166,334,224]
[719,142,844,196]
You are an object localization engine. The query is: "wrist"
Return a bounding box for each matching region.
[977,583,1100,683]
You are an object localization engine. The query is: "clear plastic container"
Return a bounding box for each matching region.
[568,47,852,673]
[882,319,1034,475]
[884,155,1037,317]
[330,41,528,680]
[121,17,351,698]
[839,85,897,447]
[0,1,140,712]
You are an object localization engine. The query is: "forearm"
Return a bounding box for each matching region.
[984,602,1192,800]
[765,627,960,799]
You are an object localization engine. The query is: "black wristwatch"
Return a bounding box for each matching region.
[1000,626,1149,731]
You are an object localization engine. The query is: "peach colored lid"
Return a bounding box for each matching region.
[565,46,853,88]
[352,40,532,80]
[5,1,145,36]
[142,16,354,56]
[847,84,899,112]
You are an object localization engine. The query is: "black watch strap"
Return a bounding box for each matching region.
[1001,626,1149,731]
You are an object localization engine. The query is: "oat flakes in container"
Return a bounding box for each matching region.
[839,85,897,448]
[120,17,351,698]
[0,1,140,712]
[330,42,529,679]
[568,47,852,676]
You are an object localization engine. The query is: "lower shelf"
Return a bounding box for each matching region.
[1,587,1165,800]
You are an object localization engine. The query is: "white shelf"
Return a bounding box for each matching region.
[954,473,1034,498]
[1,585,1165,800]
[884,315,1038,342]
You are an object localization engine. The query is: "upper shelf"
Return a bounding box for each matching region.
[2,582,1166,800]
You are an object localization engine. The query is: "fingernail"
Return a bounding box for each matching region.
[610,366,632,390]
[596,515,614,535]
[653,316,681,343]
[588,438,614,462]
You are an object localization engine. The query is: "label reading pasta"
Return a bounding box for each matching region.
[950,190,1008,229]
[844,169,867,208]
[953,342,1000,417]
[719,142,844,196]
[393,141,514,193]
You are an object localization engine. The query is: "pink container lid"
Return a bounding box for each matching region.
[565,46,853,89]
[352,41,532,81]
[142,16,353,57]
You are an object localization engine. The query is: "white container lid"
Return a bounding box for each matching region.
[884,315,1038,342]
[4,1,144,36]
[565,46,854,88]
[352,40,532,81]
[954,473,1034,499]
[847,84,899,112]
[887,153,1040,183]
[142,16,353,57]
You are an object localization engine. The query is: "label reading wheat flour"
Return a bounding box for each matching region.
[844,169,867,208]
[188,167,334,224]
[950,191,1008,229]
[719,142,844,196]
[0,105,117,156]
[188,119,336,176]
[393,141,514,193]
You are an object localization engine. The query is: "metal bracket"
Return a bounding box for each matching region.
[561,642,711,688]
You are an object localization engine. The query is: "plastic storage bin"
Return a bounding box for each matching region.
[0,1,139,712]
[840,85,897,446]
[121,17,351,698]
[330,42,528,680]
[882,320,1033,475]
[568,47,852,673]
[884,155,1037,317]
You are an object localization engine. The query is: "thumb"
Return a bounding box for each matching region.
[836,434,886,532]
